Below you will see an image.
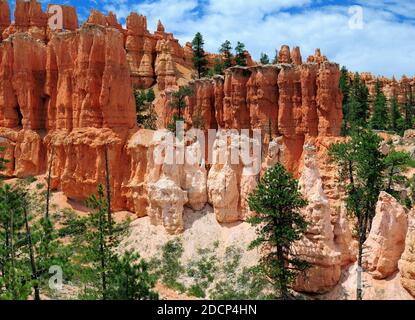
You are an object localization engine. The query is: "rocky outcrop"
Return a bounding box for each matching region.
[207,130,261,223]
[294,145,342,293]
[186,79,217,131]
[0,33,46,130]
[125,130,208,233]
[45,24,136,130]
[155,40,179,91]
[0,0,11,39]
[363,192,408,280]
[207,131,242,223]
[125,13,155,89]
[399,209,415,297]
[48,4,78,31]
[0,127,45,177]
[292,47,302,66]
[360,73,414,105]
[45,128,130,210]
[0,1,345,235]
[307,49,328,64]
[246,66,279,135]
[278,45,291,64]
[2,0,48,41]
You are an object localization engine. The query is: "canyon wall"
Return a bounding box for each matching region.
[360,72,415,105]
[0,0,342,238]
[0,0,414,298]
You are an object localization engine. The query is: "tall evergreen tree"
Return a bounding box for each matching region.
[384,151,415,193]
[0,184,70,300]
[404,90,414,131]
[219,40,233,70]
[134,89,158,130]
[0,184,32,300]
[247,163,309,300]
[213,57,224,75]
[168,86,192,134]
[390,96,404,134]
[191,32,208,79]
[330,129,385,300]
[260,53,270,65]
[146,88,156,103]
[348,73,369,130]
[370,80,388,130]
[68,185,158,300]
[235,42,247,66]
[340,66,351,135]
[272,49,279,64]
[169,86,193,120]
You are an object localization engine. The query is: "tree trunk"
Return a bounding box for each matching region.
[104,145,113,235]
[356,217,366,301]
[98,194,107,300]
[23,200,40,300]
[276,244,288,300]
[46,147,54,220]
[10,205,16,298]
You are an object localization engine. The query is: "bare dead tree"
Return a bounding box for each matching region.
[104,144,113,234]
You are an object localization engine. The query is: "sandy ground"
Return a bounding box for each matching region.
[318,264,414,300]
[122,205,260,269]
[5,176,413,300]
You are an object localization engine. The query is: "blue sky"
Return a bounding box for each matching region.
[8,0,415,77]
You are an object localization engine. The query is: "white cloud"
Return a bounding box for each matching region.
[100,0,415,77]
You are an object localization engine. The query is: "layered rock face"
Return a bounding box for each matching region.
[399,209,415,296]
[294,145,342,293]
[0,4,343,222]
[363,192,408,280]
[126,130,207,234]
[360,72,415,105]
[165,53,342,174]
[1,0,414,300]
[0,2,137,210]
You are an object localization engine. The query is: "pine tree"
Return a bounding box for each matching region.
[330,129,385,300]
[134,90,147,125]
[168,86,193,133]
[390,96,404,134]
[384,151,415,194]
[340,66,350,135]
[219,40,233,70]
[0,147,6,172]
[404,90,414,131]
[247,163,310,300]
[106,251,158,300]
[0,184,32,300]
[260,53,270,65]
[235,42,247,66]
[213,57,224,75]
[348,73,369,130]
[370,80,388,130]
[0,184,69,300]
[72,185,158,300]
[191,32,208,79]
[272,49,279,64]
[146,88,156,103]
[135,89,158,130]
